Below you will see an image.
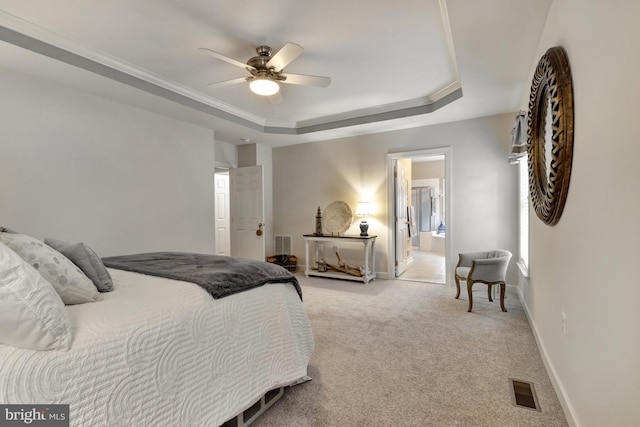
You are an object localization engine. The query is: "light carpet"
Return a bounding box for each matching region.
[253,275,568,427]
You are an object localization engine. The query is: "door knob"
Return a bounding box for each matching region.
[256,223,264,236]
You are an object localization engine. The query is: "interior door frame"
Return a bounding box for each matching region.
[386,147,453,285]
[394,159,411,277]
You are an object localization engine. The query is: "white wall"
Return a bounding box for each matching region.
[273,113,518,282]
[519,1,640,426]
[214,139,238,169]
[0,69,216,256]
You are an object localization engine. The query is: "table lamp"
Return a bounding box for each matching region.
[355,202,372,236]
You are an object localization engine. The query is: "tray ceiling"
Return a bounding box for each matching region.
[0,0,552,146]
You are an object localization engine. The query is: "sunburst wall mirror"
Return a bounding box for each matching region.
[527,46,575,226]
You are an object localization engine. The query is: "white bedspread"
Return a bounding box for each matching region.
[0,268,314,426]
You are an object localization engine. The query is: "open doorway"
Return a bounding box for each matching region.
[387,148,452,285]
[214,168,231,256]
[404,157,446,283]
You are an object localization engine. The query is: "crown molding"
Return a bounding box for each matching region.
[0,11,266,125]
[296,80,461,130]
[0,3,462,135]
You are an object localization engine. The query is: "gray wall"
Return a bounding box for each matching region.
[518,1,640,426]
[412,159,444,181]
[272,113,518,283]
[0,69,216,256]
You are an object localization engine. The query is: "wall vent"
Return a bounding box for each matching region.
[274,235,293,255]
[509,379,541,411]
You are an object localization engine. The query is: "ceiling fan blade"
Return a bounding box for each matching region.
[207,77,249,88]
[199,48,256,71]
[267,42,304,72]
[280,73,331,88]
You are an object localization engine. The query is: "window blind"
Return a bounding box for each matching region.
[519,156,529,268]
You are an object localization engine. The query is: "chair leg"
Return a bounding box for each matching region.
[455,275,461,299]
[500,283,507,312]
[487,284,493,302]
[467,281,474,312]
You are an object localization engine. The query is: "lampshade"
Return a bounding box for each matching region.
[249,78,280,96]
[355,202,371,216]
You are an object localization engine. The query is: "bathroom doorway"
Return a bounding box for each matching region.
[403,157,446,283]
[387,148,451,285]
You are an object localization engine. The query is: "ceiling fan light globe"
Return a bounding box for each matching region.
[250,79,280,96]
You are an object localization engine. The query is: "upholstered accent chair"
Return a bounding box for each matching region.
[454,250,512,312]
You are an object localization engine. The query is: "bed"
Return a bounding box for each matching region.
[0,235,314,427]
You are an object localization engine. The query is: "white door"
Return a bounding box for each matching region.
[214,172,230,256]
[230,165,265,261]
[395,160,410,276]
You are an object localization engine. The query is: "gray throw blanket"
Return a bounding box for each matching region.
[102,252,302,300]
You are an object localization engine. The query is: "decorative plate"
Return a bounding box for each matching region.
[322,201,353,234]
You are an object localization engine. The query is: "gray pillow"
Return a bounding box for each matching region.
[45,238,113,292]
[0,233,100,304]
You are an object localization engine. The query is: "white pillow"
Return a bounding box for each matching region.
[0,242,72,350]
[0,233,100,305]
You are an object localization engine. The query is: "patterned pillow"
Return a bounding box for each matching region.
[0,242,72,350]
[0,233,100,305]
[45,238,113,292]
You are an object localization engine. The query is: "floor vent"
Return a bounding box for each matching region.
[509,379,541,411]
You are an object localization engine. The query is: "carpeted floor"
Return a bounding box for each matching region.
[398,249,446,284]
[253,275,568,427]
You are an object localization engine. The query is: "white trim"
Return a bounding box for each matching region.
[0,10,267,126]
[0,4,462,136]
[517,157,530,271]
[438,0,460,82]
[297,82,461,129]
[516,261,529,278]
[214,161,233,170]
[387,147,453,285]
[518,290,582,427]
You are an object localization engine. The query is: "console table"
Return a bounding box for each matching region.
[303,234,376,283]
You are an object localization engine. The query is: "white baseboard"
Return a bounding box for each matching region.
[518,289,582,427]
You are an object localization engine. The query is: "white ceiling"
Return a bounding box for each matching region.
[0,0,552,147]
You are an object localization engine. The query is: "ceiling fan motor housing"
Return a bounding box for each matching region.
[255,45,273,56]
[247,46,286,81]
[248,46,274,70]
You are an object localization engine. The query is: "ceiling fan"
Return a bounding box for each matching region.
[199,43,331,96]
